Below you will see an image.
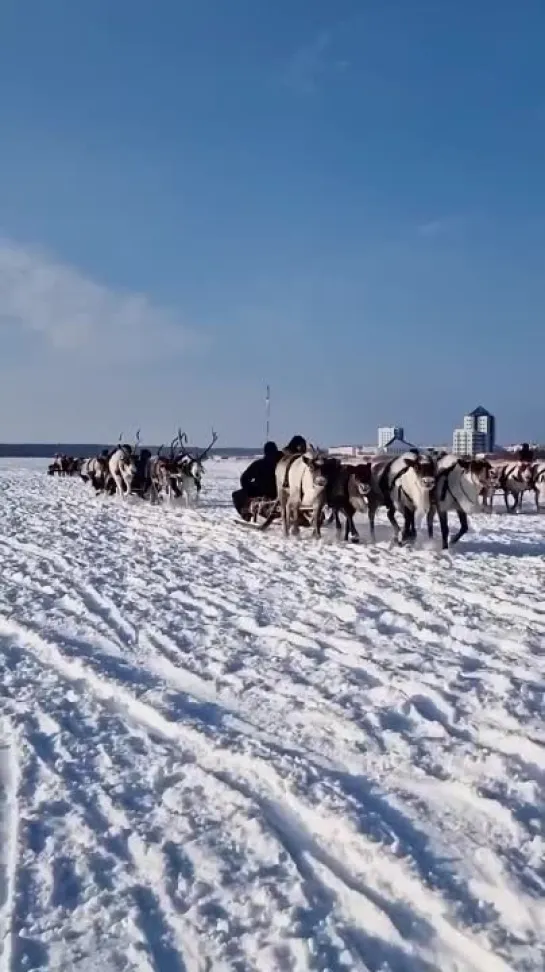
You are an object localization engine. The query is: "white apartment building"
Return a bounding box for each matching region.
[452,429,487,456]
[378,425,404,449]
[453,405,495,455]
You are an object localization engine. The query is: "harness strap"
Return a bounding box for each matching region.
[378,460,396,504]
[437,469,450,503]
[438,464,476,512]
[282,453,300,490]
[385,460,418,511]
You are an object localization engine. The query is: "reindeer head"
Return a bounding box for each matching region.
[404,452,436,491]
[121,451,138,477]
[175,454,203,491]
[179,428,217,487]
[464,458,492,486]
[302,447,337,489]
[352,462,373,496]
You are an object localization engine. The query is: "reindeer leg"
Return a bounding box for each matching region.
[439,511,450,549]
[291,500,302,535]
[450,511,468,546]
[112,472,124,497]
[386,504,400,544]
[504,490,516,512]
[427,509,434,539]
[311,499,325,538]
[367,500,377,543]
[401,509,415,545]
[281,495,290,536]
[345,504,359,543]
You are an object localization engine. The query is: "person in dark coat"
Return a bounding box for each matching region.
[518,442,534,463]
[283,435,307,455]
[232,441,281,519]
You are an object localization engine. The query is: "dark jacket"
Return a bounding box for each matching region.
[240,457,278,499]
[518,445,534,463]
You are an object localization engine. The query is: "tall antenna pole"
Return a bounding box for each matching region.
[265,384,271,441]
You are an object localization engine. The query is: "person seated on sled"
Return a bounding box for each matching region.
[518,442,534,464]
[283,434,307,455]
[232,441,280,520]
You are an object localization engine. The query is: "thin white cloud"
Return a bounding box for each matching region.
[416,216,466,239]
[0,237,206,362]
[281,18,354,97]
[284,31,331,94]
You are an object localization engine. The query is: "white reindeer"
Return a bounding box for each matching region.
[275,446,335,537]
[85,454,111,492]
[427,455,490,549]
[532,461,545,511]
[484,460,534,512]
[149,428,218,506]
[171,428,218,506]
[369,451,436,544]
[108,431,140,498]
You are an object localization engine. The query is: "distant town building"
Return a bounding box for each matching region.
[378,425,404,449]
[379,432,417,455]
[328,445,360,457]
[328,445,376,458]
[453,405,496,455]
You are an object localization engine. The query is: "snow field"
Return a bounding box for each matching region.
[0,458,544,971]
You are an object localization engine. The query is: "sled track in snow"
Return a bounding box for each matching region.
[0,459,544,971]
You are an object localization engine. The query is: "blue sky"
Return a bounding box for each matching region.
[1,0,544,445]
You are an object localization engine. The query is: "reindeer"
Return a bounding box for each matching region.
[171,428,218,505]
[48,454,80,476]
[368,451,436,545]
[274,446,337,538]
[80,458,92,483]
[427,455,491,549]
[149,437,180,503]
[108,431,140,498]
[483,460,534,512]
[84,453,112,493]
[327,462,374,542]
[150,428,218,504]
[531,461,545,511]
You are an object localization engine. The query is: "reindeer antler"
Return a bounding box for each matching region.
[197,428,218,462]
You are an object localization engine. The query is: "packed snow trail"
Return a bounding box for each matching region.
[0,460,544,972]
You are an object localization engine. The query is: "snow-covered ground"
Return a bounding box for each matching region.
[0,458,544,972]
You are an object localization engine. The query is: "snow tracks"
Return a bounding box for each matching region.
[0,460,544,971]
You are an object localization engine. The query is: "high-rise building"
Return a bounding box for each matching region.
[378,425,404,449]
[453,406,496,455]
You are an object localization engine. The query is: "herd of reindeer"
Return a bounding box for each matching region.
[47,433,545,550]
